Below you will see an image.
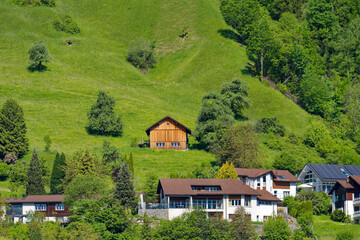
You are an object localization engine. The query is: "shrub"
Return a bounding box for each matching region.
[331,209,346,222]
[336,230,355,240]
[0,162,9,180]
[127,38,157,70]
[3,153,17,164]
[53,15,80,34]
[13,0,55,7]
[255,117,285,136]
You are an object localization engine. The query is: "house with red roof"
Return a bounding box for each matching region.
[235,168,299,200]
[139,178,281,221]
[329,175,360,223]
[3,195,72,223]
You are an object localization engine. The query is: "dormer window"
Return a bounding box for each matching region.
[191,186,221,191]
[340,168,350,177]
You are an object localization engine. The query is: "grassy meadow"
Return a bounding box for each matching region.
[313,215,360,239]
[0,0,310,190]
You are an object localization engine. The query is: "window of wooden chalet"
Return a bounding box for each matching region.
[35,203,46,211]
[156,143,165,147]
[56,203,65,211]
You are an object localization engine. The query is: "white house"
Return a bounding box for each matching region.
[139,178,281,222]
[298,163,360,193]
[329,175,360,223]
[3,195,71,223]
[235,168,298,200]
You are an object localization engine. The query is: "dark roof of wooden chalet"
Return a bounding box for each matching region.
[157,178,259,196]
[329,175,360,194]
[235,168,299,182]
[4,195,64,203]
[145,116,191,136]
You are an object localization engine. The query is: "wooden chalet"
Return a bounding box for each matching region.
[145,116,191,150]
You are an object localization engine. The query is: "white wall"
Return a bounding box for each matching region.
[168,209,189,220]
[22,203,35,223]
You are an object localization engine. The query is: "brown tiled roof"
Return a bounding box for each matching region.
[338,181,355,189]
[4,195,64,203]
[235,168,299,182]
[350,175,360,186]
[272,170,299,182]
[256,190,281,202]
[235,168,272,178]
[158,178,259,196]
[145,116,191,136]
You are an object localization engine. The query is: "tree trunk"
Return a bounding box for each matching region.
[39,61,42,71]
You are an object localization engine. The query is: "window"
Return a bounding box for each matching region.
[193,200,206,209]
[274,191,277,197]
[278,175,287,179]
[245,199,251,207]
[283,191,290,197]
[205,186,221,191]
[156,143,165,147]
[56,203,64,211]
[35,204,46,211]
[166,123,170,126]
[230,200,241,206]
[262,176,266,187]
[340,168,350,177]
[258,201,272,205]
[257,178,261,187]
[171,142,180,147]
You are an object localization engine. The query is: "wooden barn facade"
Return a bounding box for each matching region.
[146,116,191,150]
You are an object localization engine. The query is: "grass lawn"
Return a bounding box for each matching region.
[313,215,360,240]
[0,0,310,188]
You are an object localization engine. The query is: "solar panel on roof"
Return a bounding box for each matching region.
[345,165,360,175]
[311,164,347,180]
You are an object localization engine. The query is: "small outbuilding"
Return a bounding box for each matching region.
[145,116,191,150]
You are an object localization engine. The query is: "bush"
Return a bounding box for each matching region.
[13,0,55,7]
[53,15,80,34]
[3,153,17,164]
[336,230,355,240]
[127,38,157,70]
[331,209,346,222]
[255,117,285,136]
[0,162,9,180]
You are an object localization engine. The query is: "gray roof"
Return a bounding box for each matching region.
[307,163,360,181]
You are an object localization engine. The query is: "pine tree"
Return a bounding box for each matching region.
[50,152,66,194]
[216,161,238,179]
[127,152,134,174]
[86,91,123,136]
[0,99,29,159]
[26,150,46,195]
[141,213,153,240]
[114,161,137,213]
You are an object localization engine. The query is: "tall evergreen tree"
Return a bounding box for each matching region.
[114,161,137,213]
[26,150,46,195]
[0,99,29,159]
[127,152,134,174]
[50,152,66,194]
[86,91,123,136]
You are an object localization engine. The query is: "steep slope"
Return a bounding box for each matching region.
[0,0,309,184]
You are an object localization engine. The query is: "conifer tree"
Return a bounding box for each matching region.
[26,150,46,195]
[0,99,29,159]
[141,213,153,240]
[114,161,137,213]
[86,91,123,136]
[50,152,66,194]
[216,161,238,179]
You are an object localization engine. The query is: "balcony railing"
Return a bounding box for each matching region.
[353,197,360,203]
[354,210,360,217]
[141,200,223,210]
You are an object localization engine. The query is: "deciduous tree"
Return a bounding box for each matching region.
[28,41,50,71]
[216,161,238,179]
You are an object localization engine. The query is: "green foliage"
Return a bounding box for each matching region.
[13,0,55,7]
[114,161,137,213]
[86,91,124,136]
[0,99,29,159]
[50,152,66,194]
[216,124,261,168]
[190,163,219,179]
[143,173,158,202]
[262,215,291,240]
[231,206,255,240]
[43,135,51,152]
[28,41,50,71]
[220,78,251,117]
[127,38,157,70]
[8,162,27,194]
[64,175,108,207]
[0,162,9,181]
[154,209,233,239]
[255,117,285,136]
[102,141,121,169]
[216,161,238,179]
[53,15,80,34]
[331,209,347,222]
[141,213,152,240]
[127,152,134,174]
[336,230,355,240]
[273,151,302,174]
[26,150,45,195]
[295,190,331,215]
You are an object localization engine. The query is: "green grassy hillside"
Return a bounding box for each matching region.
[0,0,310,187]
